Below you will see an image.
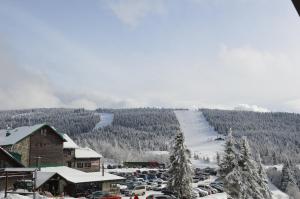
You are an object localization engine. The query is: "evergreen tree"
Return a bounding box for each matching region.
[220,133,272,199]
[238,137,269,199]
[281,157,299,193]
[167,131,193,199]
[257,154,272,199]
[219,128,240,198]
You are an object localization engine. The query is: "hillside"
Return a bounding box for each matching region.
[201,108,300,164]
[74,108,180,161]
[0,108,99,136]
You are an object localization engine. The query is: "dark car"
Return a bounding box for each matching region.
[13,180,33,192]
[88,191,121,199]
[146,194,177,199]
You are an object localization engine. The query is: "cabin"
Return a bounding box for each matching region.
[0,124,66,167]
[37,166,124,197]
[63,134,102,172]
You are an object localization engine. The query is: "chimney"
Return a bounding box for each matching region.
[6,125,11,137]
[102,163,104,176]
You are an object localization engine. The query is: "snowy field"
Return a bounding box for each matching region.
[93,112,114,130]
[175,110,225,168]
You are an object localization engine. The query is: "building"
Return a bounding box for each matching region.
[0,124,66,167]
[63,134,102,172]
[37,166,124,197]
[0,147,24,168]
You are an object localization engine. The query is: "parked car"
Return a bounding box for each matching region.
[88,191,121,199]
[146,194,176,199]
[125,185,146,196]
[13,180,33,192]
[210,183,224,192]
[197,184,218,194]
[193,188,208,197]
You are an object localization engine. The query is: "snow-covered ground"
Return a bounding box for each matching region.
[93,112,114,130]
[175,110,225,168]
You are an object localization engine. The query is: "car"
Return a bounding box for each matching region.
[193,188,208,197]
[125,185,146,196]
[210,183,224,192]
[13,180,33,192]
[88,191,121,199]
[146,194,176,199]
[152,184,164,191]
[161,187,177,196]
[192,177,200,183]
[197,184,218,194]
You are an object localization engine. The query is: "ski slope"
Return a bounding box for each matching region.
[93,112,114,130]
[175,110,225,168]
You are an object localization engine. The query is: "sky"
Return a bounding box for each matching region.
[0,0,300,112]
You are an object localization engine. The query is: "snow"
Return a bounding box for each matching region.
[40,166,124,183]
[93,112,114,130]
[175,110,225,168]
[145,151,169,155]
[63,133,79,149]
[75,147,102,158]
[0,124,65,146]
[269,182,289,199]
[36,172,56,188]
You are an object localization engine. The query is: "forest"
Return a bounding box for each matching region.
[201,108,300,164]
[0,108,99,136]
[75,108,180,162]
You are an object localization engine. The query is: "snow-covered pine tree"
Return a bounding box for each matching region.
[281,157,300,198]
[167,131,193,199]
[219,128,241,198]
[238,137,269,199]
[257,154,272,199]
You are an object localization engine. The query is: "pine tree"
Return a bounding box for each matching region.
[257,154,272,199]
[167,131,193,199]
[281,157,298,193]
[219,128,240,198]
[238,137,268,199]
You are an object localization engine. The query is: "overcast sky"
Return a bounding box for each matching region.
[0,0,300,112]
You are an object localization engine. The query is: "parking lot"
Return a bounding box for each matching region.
[108,167,225,199]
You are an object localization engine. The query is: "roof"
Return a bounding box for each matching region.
[4,168,36,172]
[0,124,66,146]
[40,166,124,184]
[63,134,79,149]
[75,147,102,158]
[0,147,24,167]
[36,172,56,188]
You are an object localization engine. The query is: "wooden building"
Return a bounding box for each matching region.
[37,166,124,197]
[63,134,102,172]
[0,124,66,167]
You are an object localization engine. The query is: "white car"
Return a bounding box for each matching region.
[129,185,147,196]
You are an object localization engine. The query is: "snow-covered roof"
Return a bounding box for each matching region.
[40,166,124,184]
[63,134,79,149]
[0,124,65,146]
[36,172,56,188]
[75,147,102,158]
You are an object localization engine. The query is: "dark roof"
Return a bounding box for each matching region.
[0,147,24,167]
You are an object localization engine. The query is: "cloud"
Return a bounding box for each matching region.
[105,0,166,27]
[0,43,62,110]
[234,104,269,112]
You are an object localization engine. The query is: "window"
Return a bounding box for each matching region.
[41,129,47,136]
[84,162,91,168]
[77,162,83,168]
[67,161,72,167]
